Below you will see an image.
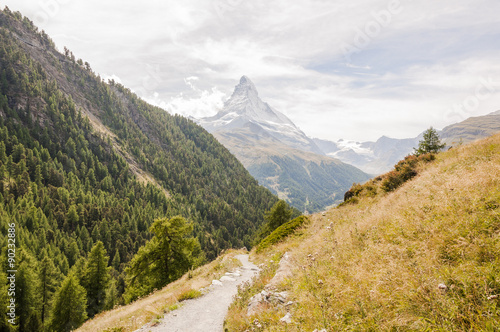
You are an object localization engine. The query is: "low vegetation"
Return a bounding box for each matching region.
[256,215,309,252]
[227,133,500,331]
[177,289,203,302]
[342,152,436,206]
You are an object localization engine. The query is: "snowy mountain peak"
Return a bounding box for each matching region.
[197,77,324,155]
[231,75,259,100]
[239,75,256,90]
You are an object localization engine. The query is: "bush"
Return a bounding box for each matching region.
[381,153,435,192]
[256,216,309,252]
[340,153,437,204]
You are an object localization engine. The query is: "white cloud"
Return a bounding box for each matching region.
[145,78,227,118]
[102,74,122,84]
[3,0,500,141]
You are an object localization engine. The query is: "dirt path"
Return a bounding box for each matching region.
[136,254,259,332]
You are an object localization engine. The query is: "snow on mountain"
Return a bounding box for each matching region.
[314,110,500,175]
[197,76,323,155]
[334,139,374,157]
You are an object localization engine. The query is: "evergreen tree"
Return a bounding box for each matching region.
[125,216,202,302]
[111,249,120,271]
[414,127,446,156]
[103,279,118,310]
[38,256,60,325]
[82,241,110,317]
[49,274,87,332]
[265,200,293,231]
[66,205,79,232]
[16,261,41,332]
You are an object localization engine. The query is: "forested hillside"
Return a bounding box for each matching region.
[0,7,279,330]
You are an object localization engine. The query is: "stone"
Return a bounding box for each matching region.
[220,276,236,282]
[225,272,241,277]
[275,291,288,303]
[266,252,293,289]
[211,280,223,286]
[280,312,292,324]
[247,293,264,315]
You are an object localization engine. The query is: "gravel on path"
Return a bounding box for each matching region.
[135,254,259,332]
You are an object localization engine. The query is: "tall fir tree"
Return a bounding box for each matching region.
[124,216,202,302]
[49,273,87,332]
[16,261,41,332]
[38,255,60,326]
[82,241,110,317]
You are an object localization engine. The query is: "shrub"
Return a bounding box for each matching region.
[256,216,309,252]
[381,153,435,193]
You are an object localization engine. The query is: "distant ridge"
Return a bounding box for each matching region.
[315,110,500,174]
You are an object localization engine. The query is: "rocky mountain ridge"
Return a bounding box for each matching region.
[198,76,323,155]
[315,110,500,174]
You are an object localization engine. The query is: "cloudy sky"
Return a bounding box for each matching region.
[4,0,500,141]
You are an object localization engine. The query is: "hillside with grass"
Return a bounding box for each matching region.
[226,133,500,331]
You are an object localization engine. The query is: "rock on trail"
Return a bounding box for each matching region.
[135,254,258,332]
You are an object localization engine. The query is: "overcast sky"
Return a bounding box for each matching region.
[4,0,500,141]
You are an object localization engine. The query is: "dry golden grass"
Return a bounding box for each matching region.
[230,133,500,331]
[76,249,245,332]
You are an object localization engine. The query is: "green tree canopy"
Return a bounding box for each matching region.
[49,273,87,332]
[38,255,61,325]
[124,216,202,302]
[265,200,293,231]
[82,241,110,317]
[414,127,446,156]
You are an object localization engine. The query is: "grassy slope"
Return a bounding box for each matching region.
[226,133,500,331]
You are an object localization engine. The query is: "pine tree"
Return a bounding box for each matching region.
[111,249,120,271]
[82,241,110,317]
[66,205,79,232]
[414,127,446,156]
[49,273,87,332]
[16,261,41,332]
[103,279,118,310]
[265,200,293,231]
[66,239,80,267]
[125,216,202,302]
[38,255,60,325]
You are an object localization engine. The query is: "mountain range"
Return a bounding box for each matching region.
[197,76,370,213]
[314,110,500,174]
